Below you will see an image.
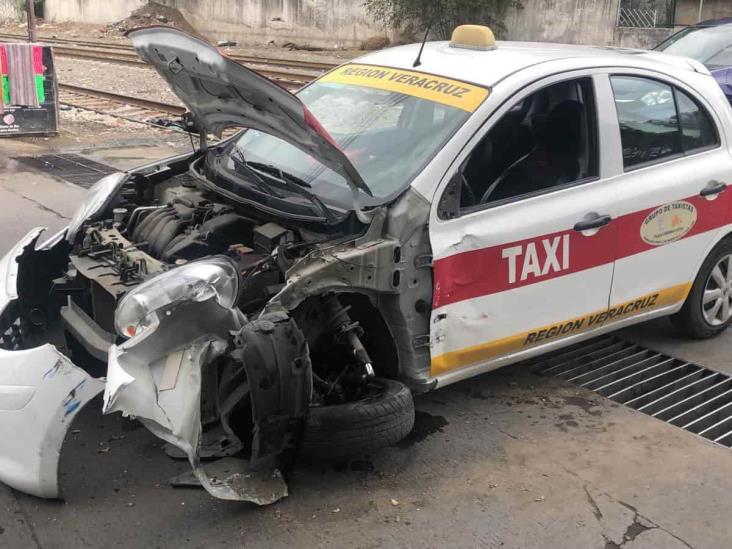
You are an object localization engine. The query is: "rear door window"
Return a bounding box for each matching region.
[610,76,719,170]
[610,76,681,168]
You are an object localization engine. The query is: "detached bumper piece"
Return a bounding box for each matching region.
[0,345,103,498]
[0,227,104,499]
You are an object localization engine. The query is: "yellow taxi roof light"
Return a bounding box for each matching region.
[450,25,497,51]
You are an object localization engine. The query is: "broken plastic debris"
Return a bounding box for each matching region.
[168,457,288,506]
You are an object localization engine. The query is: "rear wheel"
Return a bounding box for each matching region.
[672,239,732,339]
[300,378,415,460]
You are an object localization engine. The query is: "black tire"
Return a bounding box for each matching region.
[672,238,732,339]
[300,378,415,460]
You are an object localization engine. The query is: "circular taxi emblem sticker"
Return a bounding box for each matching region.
[641,201,697,246]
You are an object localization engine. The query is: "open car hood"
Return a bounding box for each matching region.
[127,27,372,198]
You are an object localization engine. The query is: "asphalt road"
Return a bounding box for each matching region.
[1,137,732,549]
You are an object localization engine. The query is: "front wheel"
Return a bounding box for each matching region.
[672,239,732,339]
[300,378,415,460]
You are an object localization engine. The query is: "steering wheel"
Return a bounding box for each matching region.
[460,173,477,208]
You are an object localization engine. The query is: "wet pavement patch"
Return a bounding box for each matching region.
[15,154,117,189]
[397,410,449,448]
[561,396,604,416]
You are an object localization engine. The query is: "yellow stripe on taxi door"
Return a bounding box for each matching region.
[430,283,692,376]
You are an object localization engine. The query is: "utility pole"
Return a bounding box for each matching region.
[26,0,37,42]
[698,0,705,23]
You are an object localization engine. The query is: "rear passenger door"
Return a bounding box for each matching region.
[607,74,731,315]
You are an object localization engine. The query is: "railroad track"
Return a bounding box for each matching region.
[0,31,337,86]
[58,83,187,127]
[51,45,313,89]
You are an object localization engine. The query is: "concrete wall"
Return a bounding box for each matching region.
[613,26,674,48]
[676,0,732,25]
[0,0,22,21]
[44,0,383,48]
[44,0,146,24]
[504,0,621,45]
[503,0,673,48]
[159,0,382,48]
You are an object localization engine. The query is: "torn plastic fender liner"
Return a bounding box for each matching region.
[0,345,104,498]
[226,309,312,466]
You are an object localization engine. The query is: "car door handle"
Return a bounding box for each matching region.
[574,215,612,233]
[700,181,727,197]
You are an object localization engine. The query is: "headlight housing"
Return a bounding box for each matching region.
[66,172,127,242]
[115,257,240,339]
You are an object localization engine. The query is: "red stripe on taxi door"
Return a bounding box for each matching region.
[614,193,729,259]
[433,224,615,309]
[433,191,731,309]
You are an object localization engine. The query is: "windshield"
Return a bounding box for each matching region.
[656,25,732,69]
[221,73,480,210]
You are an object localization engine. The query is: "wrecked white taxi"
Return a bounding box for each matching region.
[4,25,732,504]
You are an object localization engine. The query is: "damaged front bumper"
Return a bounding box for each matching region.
[0,228,104,498]
[0,231,312,505]
[102,298,311,505]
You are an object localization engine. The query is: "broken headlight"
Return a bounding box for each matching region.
[115,257,240,339]
[66,172,127,243]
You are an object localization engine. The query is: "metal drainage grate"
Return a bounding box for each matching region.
[15,153,116,189]
[530,336,732,448]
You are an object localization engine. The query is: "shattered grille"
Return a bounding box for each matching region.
[15,153,117,189]
[531,336,732,449]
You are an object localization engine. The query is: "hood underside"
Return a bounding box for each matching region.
[126,26,371,198]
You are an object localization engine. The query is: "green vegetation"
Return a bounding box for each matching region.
[365,0,521,39]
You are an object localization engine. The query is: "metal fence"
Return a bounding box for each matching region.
[617,0,676,28]
[618,7,660,28]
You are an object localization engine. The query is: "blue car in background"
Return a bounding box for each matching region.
[655,18,732,104]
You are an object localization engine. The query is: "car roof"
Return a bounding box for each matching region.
[696,17,732,27]
[356,41,708,87]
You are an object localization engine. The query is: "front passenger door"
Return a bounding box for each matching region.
[429,75,617,382]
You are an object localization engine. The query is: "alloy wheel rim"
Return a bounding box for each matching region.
[702,254,732,326]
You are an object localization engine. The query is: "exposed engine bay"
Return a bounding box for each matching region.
[0,154,423,504]
[63,172,302,335]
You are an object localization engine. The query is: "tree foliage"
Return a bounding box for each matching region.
[365,0,521,40]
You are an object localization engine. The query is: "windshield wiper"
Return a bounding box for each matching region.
[246,162,338,224]
[247,162,312,188]
[227,148,283,199]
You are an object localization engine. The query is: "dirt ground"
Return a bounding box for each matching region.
[56,57,184,106]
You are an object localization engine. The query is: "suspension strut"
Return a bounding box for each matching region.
[323,295,375,379]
